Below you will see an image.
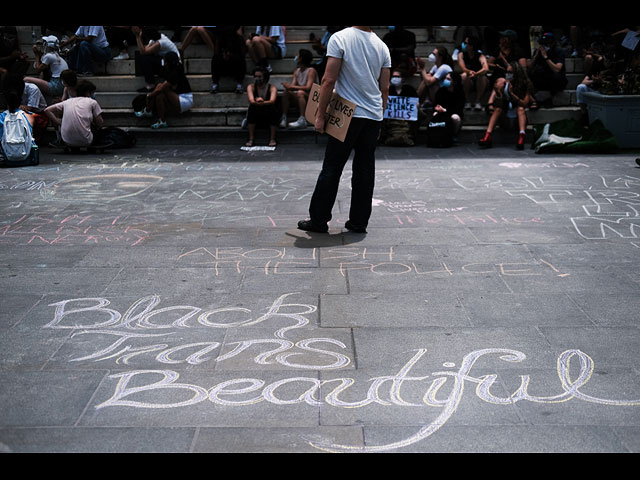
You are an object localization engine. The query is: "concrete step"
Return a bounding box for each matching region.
[99,103,582,130]
[40,122,551,149]
[100,49,587,76]
[90,70,584,101]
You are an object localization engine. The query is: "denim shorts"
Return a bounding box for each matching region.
[49,78,64,98]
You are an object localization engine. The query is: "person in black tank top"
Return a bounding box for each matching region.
[458,36,489,110]
[245,67,281,147]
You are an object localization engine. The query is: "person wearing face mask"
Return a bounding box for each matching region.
[428,71,466,147]
[528,32,568,106]
[381,69,420,146]
[280,49,318,129]
[416,46,453,108]
[458,36,489,111]
[245,67,280,147]
[382,26,417,77]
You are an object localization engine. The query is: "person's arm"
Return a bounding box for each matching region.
[538,47,563,73]
[0,48,26,64]
[147,80,171,99]
[264,84,278,105]
[282,70,296,91]
[91,100,104,129]
[93,113,104,129]
[60,35,75,48]
[247,83,257,104]
[303,68,318,92]
[458,54,470,75]
[476,54,489,75]
[132,27,160,55]
[379,67,390,113]
[44,103,63,128]
[314,55,342,133]
[417,59,434,85]
[291,68,317,92]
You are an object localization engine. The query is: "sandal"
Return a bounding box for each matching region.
[268,140,277,147]
[245,140,254,147]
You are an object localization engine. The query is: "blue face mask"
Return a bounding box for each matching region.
[441,79,452,88]
[461,42,467,52]
[388,26,395,32]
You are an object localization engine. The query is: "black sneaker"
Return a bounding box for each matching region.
[345,220,367,233]
[297,219,328,233]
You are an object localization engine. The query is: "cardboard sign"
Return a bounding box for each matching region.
[305,83,356,142]
[384,95,419,122]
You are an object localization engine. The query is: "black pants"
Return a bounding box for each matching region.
[309,117,381,228]
[138,54,166,84]
[105,26,136,50]
[211,53,246,84]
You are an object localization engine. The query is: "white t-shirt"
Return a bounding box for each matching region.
[326,27,391,121]
[22,83,48,112]
[429,63,453,85]
[41,52,68,78]
[75,26,109,48]
[150,33,181,60]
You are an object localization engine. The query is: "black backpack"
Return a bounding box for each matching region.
[97,127,137,149]
[426,114,454,148]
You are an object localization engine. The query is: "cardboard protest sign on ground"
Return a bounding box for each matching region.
[305,83,356,142]
[384,95,419,121]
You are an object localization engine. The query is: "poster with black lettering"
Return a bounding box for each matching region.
[305,83,356,142]
[384,95,419,121]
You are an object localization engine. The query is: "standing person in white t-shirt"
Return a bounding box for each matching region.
[298,26,391,234]
[62,26,111,76]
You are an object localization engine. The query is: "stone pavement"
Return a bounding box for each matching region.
[1,141,639,453]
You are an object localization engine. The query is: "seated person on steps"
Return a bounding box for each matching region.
[44,80,105,147]
[280,48,317,129]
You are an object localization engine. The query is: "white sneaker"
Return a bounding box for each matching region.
[288,116,307,129]
[113,52,129,60]
[279,115,288,128]
[474,102,483,111]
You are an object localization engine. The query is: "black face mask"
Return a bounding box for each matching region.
[255,77,265,85]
